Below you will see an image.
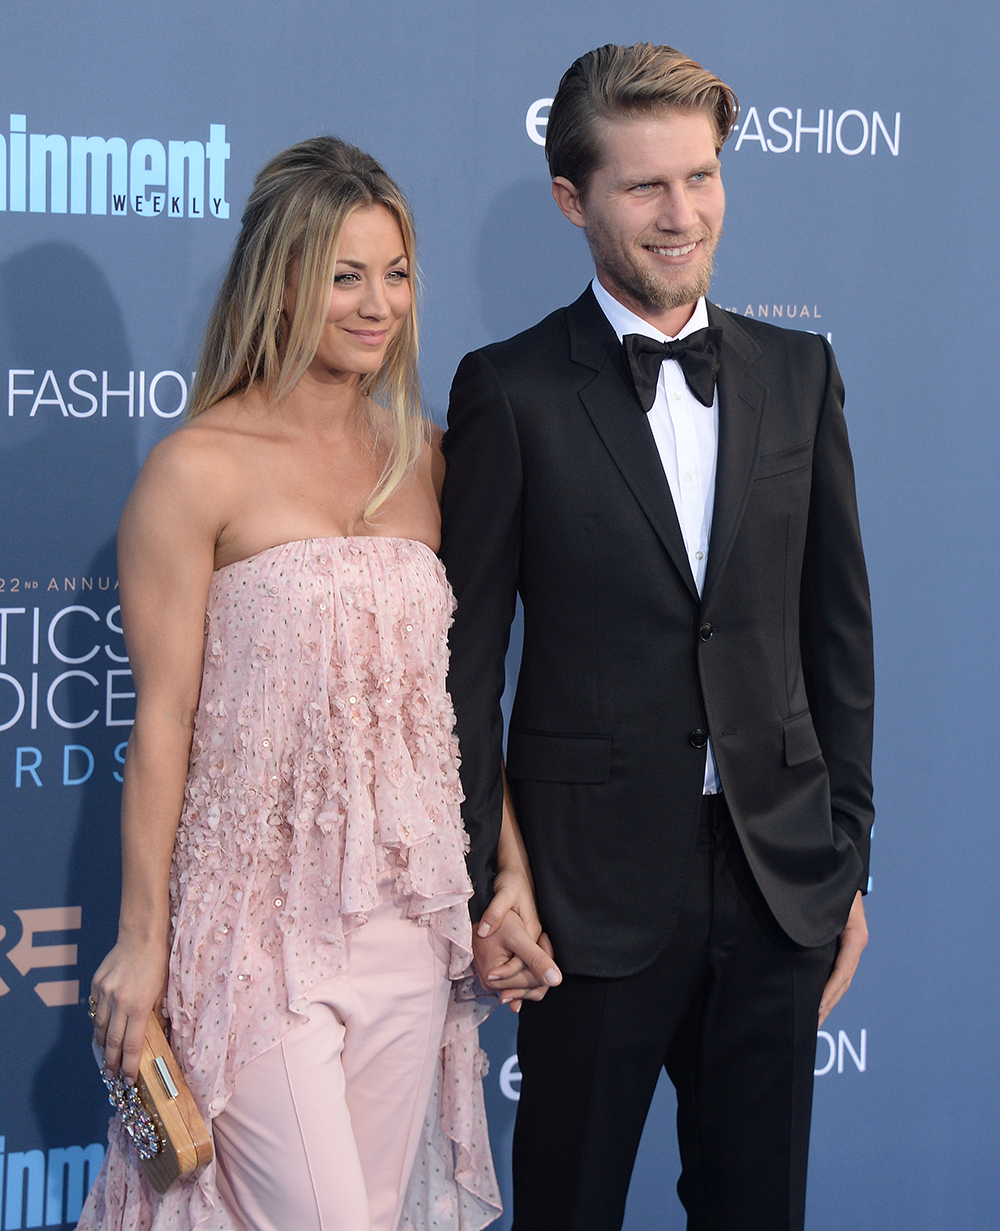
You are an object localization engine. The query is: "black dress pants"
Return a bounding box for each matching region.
[511,795,838,1231]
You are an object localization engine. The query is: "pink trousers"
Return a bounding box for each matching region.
[211,882,452,1231]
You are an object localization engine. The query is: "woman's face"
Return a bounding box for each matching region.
[286,204,411,382]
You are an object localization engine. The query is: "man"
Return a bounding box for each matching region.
[440,43,873,1231]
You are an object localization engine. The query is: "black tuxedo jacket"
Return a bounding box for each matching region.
[440,288,874,977]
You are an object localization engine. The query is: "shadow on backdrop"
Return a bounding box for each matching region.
[0,242,138,555]
[33,535,125,1178]
[476,178,593,342]
[175,262,229,387]
[0,244,135,1205]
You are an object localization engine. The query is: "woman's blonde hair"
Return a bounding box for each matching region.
[188,136,424,521]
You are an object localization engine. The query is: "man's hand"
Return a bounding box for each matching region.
[818,890,868,1027]
[473,870,562,1011]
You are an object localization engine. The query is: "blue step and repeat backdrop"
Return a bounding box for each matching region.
[1,2,997,1228]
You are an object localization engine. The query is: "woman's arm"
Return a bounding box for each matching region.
[90,431,223,1082]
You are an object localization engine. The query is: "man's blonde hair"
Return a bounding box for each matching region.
[188,136,424,522]
[546,43,738,196]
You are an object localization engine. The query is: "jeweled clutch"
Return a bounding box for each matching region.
[98,1014,213,1193]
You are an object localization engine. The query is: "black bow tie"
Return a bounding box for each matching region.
[623,327,723,411]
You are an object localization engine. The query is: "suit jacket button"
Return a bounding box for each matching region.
[699,623,714,641]
[689,728,708,748]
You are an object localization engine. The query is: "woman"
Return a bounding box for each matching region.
[80,136,542,1231]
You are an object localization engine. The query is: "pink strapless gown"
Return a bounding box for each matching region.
[78,537,501,1231]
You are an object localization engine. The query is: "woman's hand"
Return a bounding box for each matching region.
[473,867,561,1011]
[90,935,169,1084]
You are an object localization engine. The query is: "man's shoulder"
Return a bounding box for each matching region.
[473,302,576,373]
[710,302,832,367]
[458,286,622,401]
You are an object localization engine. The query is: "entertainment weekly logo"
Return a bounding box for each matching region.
[0,1134,105,1228]
[497,1028,868,1100]
[525,100,901,158]
[0,114,231,218]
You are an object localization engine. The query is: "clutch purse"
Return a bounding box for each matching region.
[98,1013,213,1193]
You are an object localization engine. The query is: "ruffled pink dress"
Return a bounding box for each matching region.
[79,537,501,1231]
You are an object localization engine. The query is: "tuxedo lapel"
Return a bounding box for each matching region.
[702,304,767,606]
[568,290,699,602]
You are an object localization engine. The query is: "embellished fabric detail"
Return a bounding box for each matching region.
[78,537,500,1231]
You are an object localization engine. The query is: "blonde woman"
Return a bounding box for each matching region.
[79,137,547,1231]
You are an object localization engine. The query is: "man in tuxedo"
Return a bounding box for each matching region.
[440,42,873,1231]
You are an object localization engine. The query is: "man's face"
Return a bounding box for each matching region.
[555,108,725,331]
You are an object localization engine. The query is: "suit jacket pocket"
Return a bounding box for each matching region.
[783,710,823,767]
[756,440,812,479]
[506,730,613,783]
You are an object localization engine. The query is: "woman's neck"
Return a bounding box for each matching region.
[253,369,369,443]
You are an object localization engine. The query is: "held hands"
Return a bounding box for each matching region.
[473,867,562,1013]
[476,761,562,1011]
[89,936,169,1084]
[818,890,868,1027]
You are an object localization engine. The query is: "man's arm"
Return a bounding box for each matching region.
[440,349,524,918]
[800,338,875,1017]
[800,337,875,886]
[441,349,561,1004]
[819,890,868,1025]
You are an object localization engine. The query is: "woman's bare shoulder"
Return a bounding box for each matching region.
[137,393,261,489]
[122,402,254,549]
[135,419,233,498]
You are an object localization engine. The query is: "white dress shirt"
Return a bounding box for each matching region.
[591,277,721,793]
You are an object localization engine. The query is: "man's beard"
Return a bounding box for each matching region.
[585,218,721,316]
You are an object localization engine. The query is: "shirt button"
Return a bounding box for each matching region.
[685,471,693,482]
[672,391,682,401]
[695,551,704,561]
